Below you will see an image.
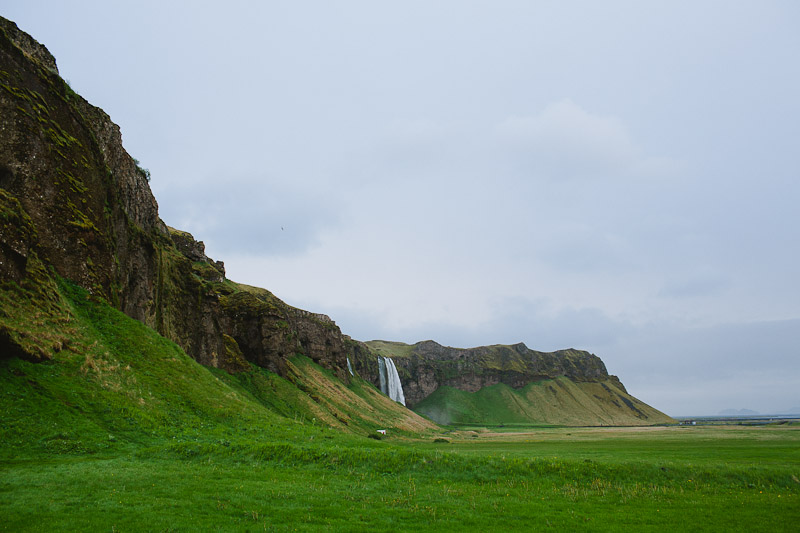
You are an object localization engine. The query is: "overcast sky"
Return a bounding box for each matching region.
[5,1,799,416]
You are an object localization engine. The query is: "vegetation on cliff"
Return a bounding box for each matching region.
[0,15,351,383]
[414,378,670,426]
[1,278,434,456]
[356,340,673,425]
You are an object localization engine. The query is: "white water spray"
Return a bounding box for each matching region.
[346,357,354,376]
[378,356,406,406]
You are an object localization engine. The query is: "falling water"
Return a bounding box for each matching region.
[378,356,406,406]
[346,357,354,376]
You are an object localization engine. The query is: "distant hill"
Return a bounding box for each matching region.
[355,340,674,426]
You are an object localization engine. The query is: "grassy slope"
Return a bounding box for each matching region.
[213,355,438,437]
[0,278,435,459]
[415,377,673,427]
[1,279,295,455]
[1,280,798,530]
[366,340,673,426]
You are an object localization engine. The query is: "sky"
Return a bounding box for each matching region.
[3,1,799,416]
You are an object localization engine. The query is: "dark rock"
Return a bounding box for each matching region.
[0,17,58,73]
[353,340,612,408]
[0,16,352,380]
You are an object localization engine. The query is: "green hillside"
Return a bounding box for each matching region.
[414,377,672,427]
[360,339,673,426]
[1,278,436,459]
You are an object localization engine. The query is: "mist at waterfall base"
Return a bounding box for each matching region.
[378,357,406,406]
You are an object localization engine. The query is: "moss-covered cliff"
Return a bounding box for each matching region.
[0,16,348,381]
[348,340,672,425]
[359,340,611,406]
[0,17,670,428]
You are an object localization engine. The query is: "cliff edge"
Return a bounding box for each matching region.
[0,17,671,428]
[353,340,673,426]
[0,16,348,381]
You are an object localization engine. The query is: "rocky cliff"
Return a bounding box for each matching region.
[0,18,670,426]
[0,16,348,382]
[354,340,625,407]
[350,340,673,425]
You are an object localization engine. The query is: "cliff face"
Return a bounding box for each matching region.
[0,17,348,381]
[0,18,669,427]
[351,339,672,425]
[356,340,621,408]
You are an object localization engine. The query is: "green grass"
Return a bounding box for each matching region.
[414,378,672,427]
[1,426,798,531]
[422,425,800,466]
[1,279,431,455]
[365,339,416,358]
[1,281,798,530]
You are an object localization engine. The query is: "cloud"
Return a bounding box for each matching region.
[318,292,628,356]
[658,269,731,299]
[362,118,456,180]
[494,99,671,180]
[600,318,800,415]
[156,173,338,259]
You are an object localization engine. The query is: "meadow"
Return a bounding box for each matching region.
[1,424,798,531]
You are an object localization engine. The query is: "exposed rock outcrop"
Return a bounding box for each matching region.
[350,340,673,425]
[0,16,348,380]
[354,340,612,408]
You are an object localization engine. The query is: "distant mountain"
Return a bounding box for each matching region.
[719,408,759,416]
[354,340,675,426]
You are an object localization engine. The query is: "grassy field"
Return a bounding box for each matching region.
[1,282,798,530]
[2,425,798,531]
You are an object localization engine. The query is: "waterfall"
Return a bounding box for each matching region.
[378,356,406,406]
[346,357,354,376]
[386,357,406,406]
